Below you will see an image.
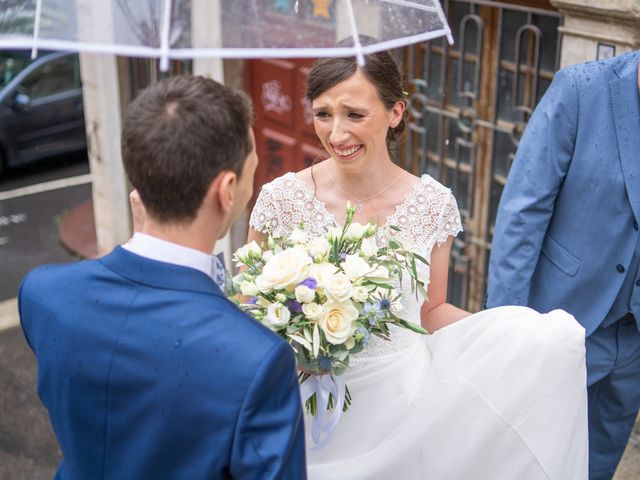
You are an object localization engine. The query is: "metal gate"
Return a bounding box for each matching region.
[400,0,562,311]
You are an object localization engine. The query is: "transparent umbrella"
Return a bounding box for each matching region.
[0,0,452,70]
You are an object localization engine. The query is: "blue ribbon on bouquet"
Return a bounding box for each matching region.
[299,373,346,449]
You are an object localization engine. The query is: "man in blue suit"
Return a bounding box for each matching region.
[19,75,306,479]
[487,50,640,479]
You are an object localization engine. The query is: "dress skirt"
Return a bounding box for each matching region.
[305,306,589,480]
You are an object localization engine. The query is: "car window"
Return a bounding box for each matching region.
[0,52,31,89]
[19,55,81,100]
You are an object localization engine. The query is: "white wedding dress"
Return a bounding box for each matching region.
[250,172,588,480]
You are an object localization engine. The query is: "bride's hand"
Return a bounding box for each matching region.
[129,189,147,233]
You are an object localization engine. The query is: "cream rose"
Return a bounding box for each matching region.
[325,273,353,302]
[265,302,290,328]
[288,228,307,244]
[307,263,339,289]
[345,222,367,241]
[340,254,372,281]
[326,226,343,241]
[306,237,331,259]
[351,285,369,303]
[360,237,379,257]
[302,302,323,320]
[320,301,358,345]
[255,246,311,291]
[295,285,316,303]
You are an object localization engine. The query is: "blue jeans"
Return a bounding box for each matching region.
[587,313,640,480]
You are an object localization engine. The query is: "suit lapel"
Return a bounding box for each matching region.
[610,52,640,223]
[99,247,224,297]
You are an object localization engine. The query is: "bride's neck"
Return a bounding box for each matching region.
[326,158,398,194]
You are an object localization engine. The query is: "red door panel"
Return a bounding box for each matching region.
[247,58,327,200]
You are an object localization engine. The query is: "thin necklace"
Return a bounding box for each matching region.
[324,161,403,214]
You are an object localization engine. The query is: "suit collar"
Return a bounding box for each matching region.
[613,50,640,79]
[99,246,225,297]
[610,52,640,222]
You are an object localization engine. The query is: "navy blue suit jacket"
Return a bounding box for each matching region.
[19,247,306,479]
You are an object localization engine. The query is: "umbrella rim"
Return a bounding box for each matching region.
[0,28,453,61]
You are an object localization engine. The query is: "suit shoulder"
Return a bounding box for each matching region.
[559,50,635,86]
[21,259,98,294]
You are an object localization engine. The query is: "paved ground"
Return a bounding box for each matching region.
[0,323,59,479]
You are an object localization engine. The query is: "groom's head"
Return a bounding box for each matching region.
[122,74,256,235]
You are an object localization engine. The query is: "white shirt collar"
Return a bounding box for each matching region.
[122,233,214,279]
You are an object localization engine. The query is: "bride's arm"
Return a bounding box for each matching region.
[420,237,470,332]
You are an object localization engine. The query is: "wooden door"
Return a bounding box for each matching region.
[246,59,326,198]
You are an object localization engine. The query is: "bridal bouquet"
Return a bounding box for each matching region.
[228,204,428,443]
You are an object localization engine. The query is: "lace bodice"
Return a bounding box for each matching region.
[249,172,462,364]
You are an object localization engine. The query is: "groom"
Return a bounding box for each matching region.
[19,75,306,479]
[487,50,640,479]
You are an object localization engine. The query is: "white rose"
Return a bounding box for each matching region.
[262,250,274,262]
[360,237,379,257]
[340,254,372,281]
[265,302,291,328]
[345,222,366,241]
[367,265,390,279]
[288,228,307,244]
[320,301,358,345]
[351,285,369,303]
[325,273,353,303]
[326,226,343,241]
[295,285,316,303]
[307,263,339,289]
[255,274,273,293]
[306,237,331,258]
[239,281,259,296]
[233,241,262,265]
[257,246,311,291]
[302,302,323,320]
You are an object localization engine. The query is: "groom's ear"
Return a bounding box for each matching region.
[211,170,237,215]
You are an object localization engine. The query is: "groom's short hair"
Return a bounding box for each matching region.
[122,74,253,223]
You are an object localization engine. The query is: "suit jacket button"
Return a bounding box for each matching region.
[617,264,625,273]
[634,220,639,231]
[636,279,640,287]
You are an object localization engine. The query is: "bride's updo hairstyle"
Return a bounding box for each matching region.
[305,36,408,148]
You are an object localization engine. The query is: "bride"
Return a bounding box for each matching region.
[247,50,588,479]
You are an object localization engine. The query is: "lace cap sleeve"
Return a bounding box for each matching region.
[387,175,463,253]
[248,172,334,238]
[249,181,280,234]
[435,189,463,247]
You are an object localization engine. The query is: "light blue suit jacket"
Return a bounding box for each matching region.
[487,50,640,336]
[19,247,307,479]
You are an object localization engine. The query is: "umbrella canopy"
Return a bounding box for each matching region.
[0,0,452,70]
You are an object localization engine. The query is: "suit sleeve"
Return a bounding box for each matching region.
[230,340,307,480]
[486,68,579,308]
